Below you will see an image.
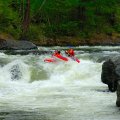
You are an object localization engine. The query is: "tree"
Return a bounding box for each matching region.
[21,0,30,40]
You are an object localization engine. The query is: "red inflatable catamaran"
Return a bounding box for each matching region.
[44,52,80,63]
[44,50,80,63]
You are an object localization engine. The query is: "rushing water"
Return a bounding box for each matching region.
[0,46,120,120]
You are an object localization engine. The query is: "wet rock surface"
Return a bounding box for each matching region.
[0,39,37,50]
[101,56,120,107]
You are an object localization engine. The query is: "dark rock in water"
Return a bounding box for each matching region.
[10,64,22,80]
[0,39,53,55]
[101,59,118,92]
[101,56,120,107]
[116,82,120,107]
[0,39,38,50]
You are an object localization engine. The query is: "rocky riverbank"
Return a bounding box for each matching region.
[32,33,120,46]
[1,33,120,47]
[33,36,120,46]
[0,39,37,50]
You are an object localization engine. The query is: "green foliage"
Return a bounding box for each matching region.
[0,0,21,39]
[26,24,45,41]
[0,0,120,40]
[45,21,79,37]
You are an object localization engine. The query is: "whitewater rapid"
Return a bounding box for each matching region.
[0,46,120,120]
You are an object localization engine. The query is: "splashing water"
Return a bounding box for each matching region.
[0,46,119,120]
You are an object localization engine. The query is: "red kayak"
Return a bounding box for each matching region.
[44,56,80,63]
[44,54,68,63]
[73,57,80,63]
[44,52,80,63]
[44,58,56,63]
[55,54,68,61]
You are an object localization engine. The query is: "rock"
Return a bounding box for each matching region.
[10,64,22,81]
[0,39,38,50]
[101,56,120,107]
[116,81,120,107]
[101,59,118,92]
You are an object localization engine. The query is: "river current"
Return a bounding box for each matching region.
[0,46,120,120]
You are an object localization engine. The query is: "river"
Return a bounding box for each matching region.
[0,46,120,120]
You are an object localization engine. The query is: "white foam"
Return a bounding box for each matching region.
[0,47,119,120]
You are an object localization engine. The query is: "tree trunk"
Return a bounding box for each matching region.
[20,0,30,40]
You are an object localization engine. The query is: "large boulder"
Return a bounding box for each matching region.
[0,39,38,50]
[101,59,118,92]
[116,81,120,107]
[101,56,120,107]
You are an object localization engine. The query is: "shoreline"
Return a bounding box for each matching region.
[0,33,120,48]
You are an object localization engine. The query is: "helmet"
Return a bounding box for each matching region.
[69,49,74,56]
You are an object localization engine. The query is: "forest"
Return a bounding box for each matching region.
[0,0,120,45]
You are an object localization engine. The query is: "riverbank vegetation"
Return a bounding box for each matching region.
[0,0,120,45]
